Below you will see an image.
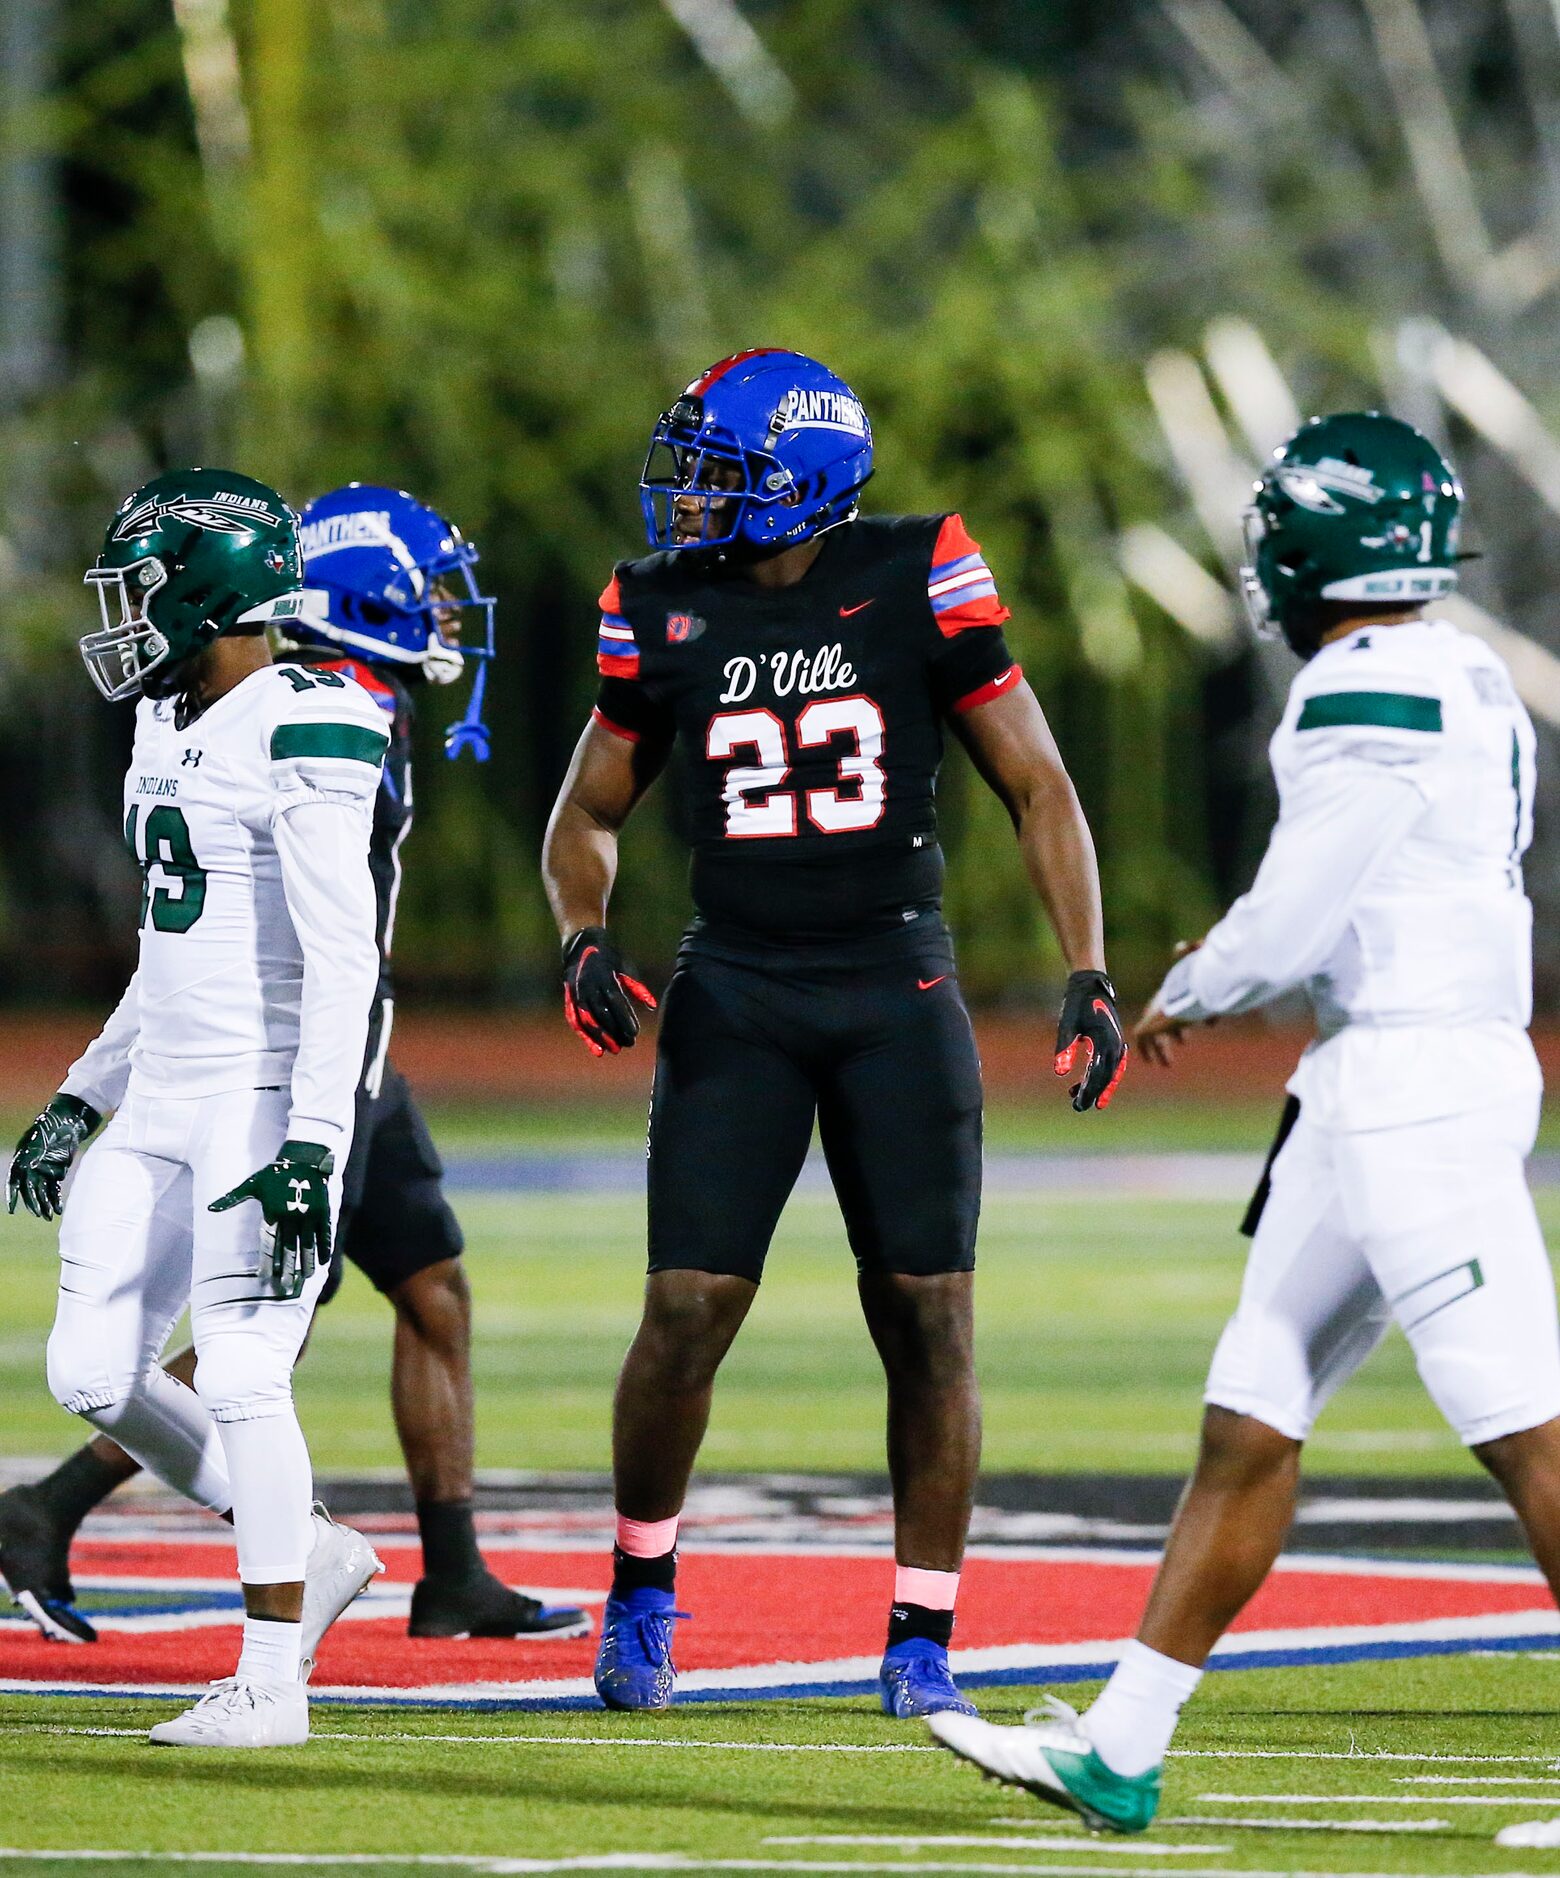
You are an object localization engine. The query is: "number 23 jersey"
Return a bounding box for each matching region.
[593,513,1020,943]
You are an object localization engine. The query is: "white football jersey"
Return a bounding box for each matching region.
[63,662,387,1149]
[1159,618,1539,1125]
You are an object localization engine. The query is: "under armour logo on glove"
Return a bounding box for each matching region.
[209,1140,336,1298]
[1054,970,1128,1113]
[561,926,658,1057]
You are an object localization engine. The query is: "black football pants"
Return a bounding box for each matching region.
[646,938,983,1282]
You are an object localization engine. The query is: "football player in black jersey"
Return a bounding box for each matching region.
[0,485,587,1647]
[543,349,1127,1717]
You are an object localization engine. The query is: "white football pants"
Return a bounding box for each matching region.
[46,1086,341,1584]
[1205,1090,1560,1447]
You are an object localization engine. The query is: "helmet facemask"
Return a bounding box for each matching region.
[641,403,763,552]
[640,375,870,556]
[1237,507,1277,640]
[80,556,174,701]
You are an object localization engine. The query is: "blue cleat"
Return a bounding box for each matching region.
[879,1638,976,1719]
[594,1587,688,1711]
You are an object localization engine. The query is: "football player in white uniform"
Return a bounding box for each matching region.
[929,414,1560,1830]
[6,470,390,1747]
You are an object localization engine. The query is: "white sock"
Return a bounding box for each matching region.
[236,1614,302,1686]
[1083,1639,1203,1776]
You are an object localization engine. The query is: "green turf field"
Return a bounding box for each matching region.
[6,1100,1560,1878]
[6,1658,1560,1874]
[3,1100,1552,1478]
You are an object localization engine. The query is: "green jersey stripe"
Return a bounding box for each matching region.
[270,722,390,764]
[1296,690,1443,733]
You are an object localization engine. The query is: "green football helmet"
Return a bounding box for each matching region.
[1239,412,1463,656]
[81,468,304,701]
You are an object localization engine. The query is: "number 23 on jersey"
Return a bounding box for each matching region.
[708,696,887,838]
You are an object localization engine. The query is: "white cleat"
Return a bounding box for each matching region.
[148,1676,308,1748]
[300,1502,384,1681]
[928,1697,1162,1835]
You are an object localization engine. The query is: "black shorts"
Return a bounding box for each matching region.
[647,924,983,1283]
[318,1063,465,1305]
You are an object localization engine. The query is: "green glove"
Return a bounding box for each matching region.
[208,1139,336,1300]
[7,1094,102,1221]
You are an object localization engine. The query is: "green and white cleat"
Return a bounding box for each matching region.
[928,1694,1161,1835]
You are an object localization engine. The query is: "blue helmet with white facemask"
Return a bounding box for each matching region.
[290,483,496,760]
[640,349,874,555]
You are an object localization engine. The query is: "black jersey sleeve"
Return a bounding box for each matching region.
[592,568,676,745]
[923,513,1023,716]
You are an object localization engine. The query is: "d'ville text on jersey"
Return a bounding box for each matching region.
[719,643,858,705]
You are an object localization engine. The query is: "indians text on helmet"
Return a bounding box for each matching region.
[112,490,283,542]
[769,387,869,438]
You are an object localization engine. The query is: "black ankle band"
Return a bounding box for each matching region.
[887,1601,954,1649]
[612,1544,677,1597]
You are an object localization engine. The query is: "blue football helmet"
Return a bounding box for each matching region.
[292,483,496,760]
[641,349,874,554]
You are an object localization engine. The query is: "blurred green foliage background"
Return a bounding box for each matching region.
[5,0,1560,1006]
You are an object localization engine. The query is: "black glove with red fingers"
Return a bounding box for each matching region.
[562,927,657,1057]
[1054,969,1128,1113]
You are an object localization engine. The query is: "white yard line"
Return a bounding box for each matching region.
[761,1836,1227,1855]
[18,1725,939,1753]
[1169,1747,1560,1764]
[1398,1775,1560,1785]
[0,1860,1473,1878]
[1197,1790,1544,1806]
[1165,1816,1448,1834]
[18,1724,1560,1774]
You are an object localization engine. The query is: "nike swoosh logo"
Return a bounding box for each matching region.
[917,976,948,991]
[1092,997,1125,1043]
[839,600,875,617]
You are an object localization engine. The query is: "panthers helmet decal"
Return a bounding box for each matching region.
[289,483,497,761]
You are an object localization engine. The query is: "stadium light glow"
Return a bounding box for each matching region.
[1118,522,1242,657]
[172,0,251,180]
[1203,317,1301,464]
[658,0,796,129]
[1418,324,1560,514]
[1143,348,1254,559]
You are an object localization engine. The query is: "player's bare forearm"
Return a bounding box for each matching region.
[544,796,620,942]
[953,681,1106,972]
[1019,791,1106,973]
[542,717,664,943]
